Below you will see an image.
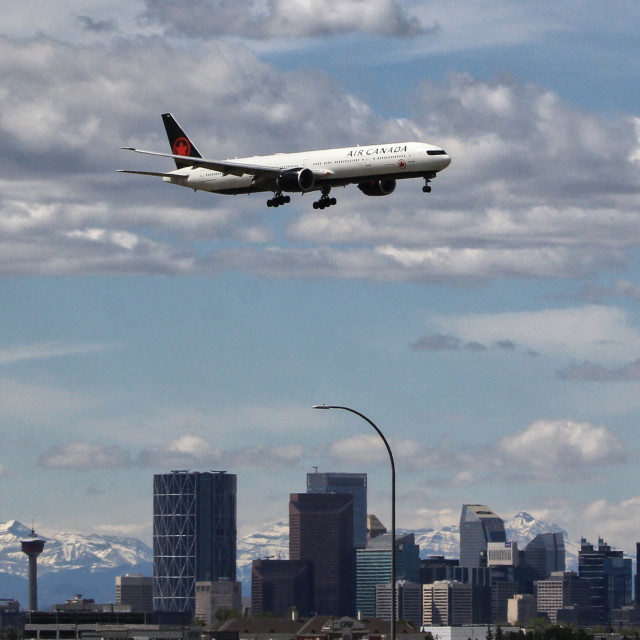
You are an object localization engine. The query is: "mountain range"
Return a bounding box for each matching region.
[0,512,578,607]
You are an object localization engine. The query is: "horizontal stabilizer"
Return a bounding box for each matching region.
[120,147,283,178]
[117,169,189,178]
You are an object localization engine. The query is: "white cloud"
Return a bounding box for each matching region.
[140,0,428,39]
[38,442,131,470]
[558,359,640,382]
[498,419,628,481]
[579,497,640,551]
[165,434,211,456]
[0,341,112,365]
[137,435,221,467]
[326,418,631,487]
[137,435,303,470]
[0,27,638,281]
[541,495,640,556]
[0,377,105,423]
[437,305,640,364]
[93,522,150,539]
[410,506,458,530]
[329,434,409,464]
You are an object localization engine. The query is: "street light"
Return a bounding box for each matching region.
[312,405,396,640]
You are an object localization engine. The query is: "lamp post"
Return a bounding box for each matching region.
[313,405,396,640]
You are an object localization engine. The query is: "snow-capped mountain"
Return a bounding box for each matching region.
[0,520,152,576]
[0,520,152,608]
[234,511,580,593]
[407,511,579,571]
[237,521,289,588]
[0,512,580,605]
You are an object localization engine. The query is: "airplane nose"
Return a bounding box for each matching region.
[427,148,451,170]
[436,153,451,171]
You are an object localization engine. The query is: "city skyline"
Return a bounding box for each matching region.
[1,1,640,559]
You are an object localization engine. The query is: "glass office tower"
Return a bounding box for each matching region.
[153,470,237,615]
[356,532,420,617]
[524,532,566,578]
[289,492,355,616]
[578,537,631,624]
[459,504,506,568]
[307,472,368,548]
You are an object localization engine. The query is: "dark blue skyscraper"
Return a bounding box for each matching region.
[524,532,565,578]
[578,537,631,624]
[307,471,367,548]
[153,470,237,615]
[459,504,506,568]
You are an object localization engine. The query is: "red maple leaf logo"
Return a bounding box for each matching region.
[173,138,191,156]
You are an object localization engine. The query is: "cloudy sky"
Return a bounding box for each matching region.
[2,1,640,556]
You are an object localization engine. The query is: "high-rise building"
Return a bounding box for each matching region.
[153,470,237,615]
[459,505,506,569]
[251,559,313,618]
[491,579,519,624]
[195,579,242,624]
[356,532,420,617]
[289,492,355,616]
[420,556,460,584]
[307,472,368,548]
[422,580,473,626]
[636,542,640,605]
[116,574,153,612]
[507,594,537,625]
[578,537,632,624]
[536,571,592,624]
[367,514,387,541]
[524,533,565,579]
[376,581,422,627]
[450,566,492,624]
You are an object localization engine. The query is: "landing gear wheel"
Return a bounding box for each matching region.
[313,189,337,210]
[266,193,291,207]
[422,185,432,193]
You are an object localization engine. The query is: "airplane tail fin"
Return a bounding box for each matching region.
[162,113,203,168]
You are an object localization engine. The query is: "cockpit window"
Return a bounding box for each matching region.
[427,149,447,155]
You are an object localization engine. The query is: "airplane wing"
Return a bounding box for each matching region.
[119,147,333,178]
[117,169,189,178]
[120,147,285,178]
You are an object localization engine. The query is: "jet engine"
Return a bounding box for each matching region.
[357,179,396,196]
[277,168,315,192]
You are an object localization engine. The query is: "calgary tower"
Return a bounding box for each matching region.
[20,526,46,611]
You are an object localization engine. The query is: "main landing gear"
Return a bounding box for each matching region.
[312,187,337,210]
[267,193,291,207]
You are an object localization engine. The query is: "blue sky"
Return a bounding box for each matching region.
[1,1,640,556]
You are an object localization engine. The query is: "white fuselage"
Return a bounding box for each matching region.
[162,141,451,194]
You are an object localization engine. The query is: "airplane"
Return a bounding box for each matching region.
[119,113,451,209]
